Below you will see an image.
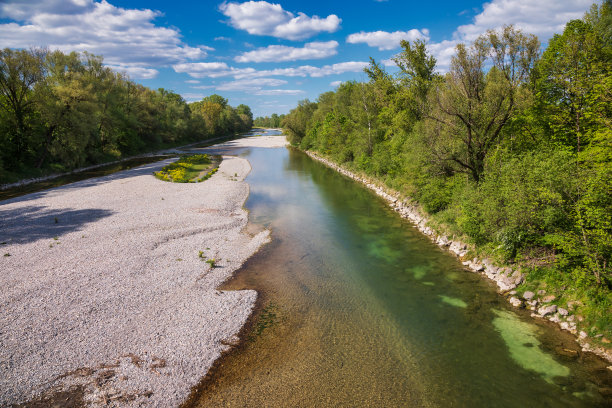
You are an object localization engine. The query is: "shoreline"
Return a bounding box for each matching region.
[0,132,250,192]
[0,135,288,407]
[304,149,612,366]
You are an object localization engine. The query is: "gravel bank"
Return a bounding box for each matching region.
[0,135,287,406]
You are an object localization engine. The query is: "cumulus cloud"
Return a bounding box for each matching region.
[216,77,288,91]
[379,0,593,72]
[455,0,592,42]
[235,41,338,63]
[436,0,592,71]
[330,80,342,87]
[106,65,159,80]
[172,62,249,78]
[173,60,369,79]
[254,89,305,95]
[0,0,210,79]
[346,29,429,50]
[219,1,341,41]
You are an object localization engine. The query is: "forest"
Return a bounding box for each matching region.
[282,2,611,335]
[0,49,252,184]
[253,113,286,128]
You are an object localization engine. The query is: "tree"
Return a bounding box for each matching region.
[426,25,540,181]
[282,99,317,146]
[0,48,45,165]
[393,39,438,120]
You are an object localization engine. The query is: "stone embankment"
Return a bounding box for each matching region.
[305,150,612,365]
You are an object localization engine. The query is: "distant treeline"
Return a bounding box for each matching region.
[253,113,285,128]
[282,3,611,331]
[0,49,252,183]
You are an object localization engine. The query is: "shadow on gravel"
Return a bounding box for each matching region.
[0,205,114,244]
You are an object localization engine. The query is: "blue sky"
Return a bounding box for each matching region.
[0,0,595,116]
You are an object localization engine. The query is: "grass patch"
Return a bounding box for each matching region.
[154,154,220,183]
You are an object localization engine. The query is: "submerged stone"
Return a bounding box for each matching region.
[411,265,429,280]
[439,295,468,308]
[492,309,570,384]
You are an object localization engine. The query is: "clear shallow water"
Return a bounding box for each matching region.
[190,142,612,407]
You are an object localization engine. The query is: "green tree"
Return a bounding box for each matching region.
[426,25,540,181]
[0,48,45,166]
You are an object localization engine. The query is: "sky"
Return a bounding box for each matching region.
[0,0,595,117]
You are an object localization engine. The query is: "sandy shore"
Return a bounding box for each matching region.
[0,135,287,406]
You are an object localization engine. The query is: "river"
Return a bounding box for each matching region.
[189,134,611,407]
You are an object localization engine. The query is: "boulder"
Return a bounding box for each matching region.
[509,297,523,307]
[522,291,535,301]
[558,307,569,316]
[497,274,519,292]
[538,304,557,316]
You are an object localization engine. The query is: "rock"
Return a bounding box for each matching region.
[538,304,557,316]
[537,289,546,296]
[509,297,522,307]
[482,259,498,274]
[558,307,569,316]
[566,315,574,322]
[526,300,538,309]
[509,290,517,295]
[522,291,535,301]
[512,272,524,286]
[497,275,519,292]
[579,331,588,339]
[541,295,556,303]
[555,346,579,359]
[548,314,561,323]
[472,262,485,272]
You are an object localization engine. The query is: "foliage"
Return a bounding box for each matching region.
[154,154,213,183]
[254,113,285,128]
[0,50,252,183]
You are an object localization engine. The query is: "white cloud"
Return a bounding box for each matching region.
[173,60,369,79]
[380,0,593,73]
[432,0,591,72]
[173,62,251,78]
[454,0,592,43]
[255,89,305,95]
[106,65,158,79]
[181,93,207,101]
[0,0,210,79]
[219,1,341,41]
[216,77,288,92]
[330,80,342,87]
[347,29,429,50]
[235,41,338,63]
[185,80,200,84]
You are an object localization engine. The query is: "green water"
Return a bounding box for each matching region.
[191,144,611,407]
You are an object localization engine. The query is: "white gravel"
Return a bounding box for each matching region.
[0,135,287,407]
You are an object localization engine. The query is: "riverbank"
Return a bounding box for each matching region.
[0,132,253,192]
[0,135,287,406]
[304,150,612,366]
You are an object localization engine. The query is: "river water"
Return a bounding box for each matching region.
[190,138,611,407]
